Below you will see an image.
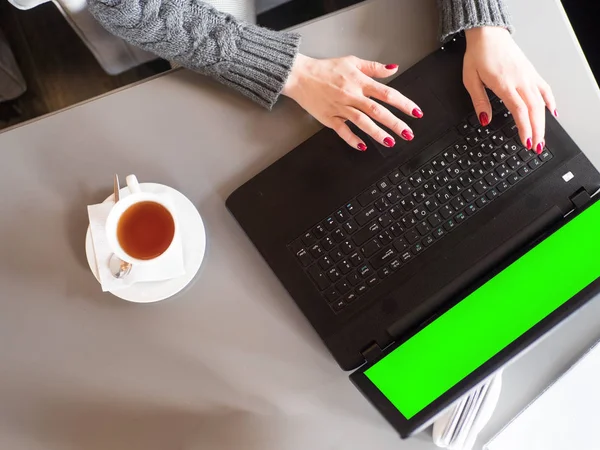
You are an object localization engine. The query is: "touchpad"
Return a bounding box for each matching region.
[366,77,454,158]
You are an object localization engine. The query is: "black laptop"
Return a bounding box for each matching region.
[226,36,600,437]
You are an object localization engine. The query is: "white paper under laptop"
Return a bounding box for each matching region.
[484,339,600,450]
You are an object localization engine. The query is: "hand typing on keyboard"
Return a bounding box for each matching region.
[463,27,557,155]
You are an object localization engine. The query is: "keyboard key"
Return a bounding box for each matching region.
[473,180,488,195]
[518,148,533,162]
[400,251,413,262]
[428,213,442,227]
[319,255,333,269]
[507,173,521,185]
[349,251,363,266]
[332,229,345,243]
[457,156,473,170]
[400,198,416,211]
[296,249,312,267]
[490,132,506,147]
[409,174,424,187]
[476,126,492,139]
[467,114,480,127]
[377,178,393,192]
[378,230,394,245]
[412,206,428,220]
[504,141,521,155]
[518,166,532,177]
[440,204,454,219]
[324,286,340,302]
[455,211,467,223]
[417,221,431,236]
[343,220,358,234]
[355,206,378,227]
[486,188,499,200]
[346,201,359,215]
[529,158,542,170]
[497,180,510,192]
[353,222,381,246]
[309,244,324,258]
[343,291,358,303]
[358,264,373,278]
[443,149,459,163]
[468,149,484,162]
[301,231,316,246]
[423,181,439,195]
[375,197,390,212]
[398,181,413,196]
[436,188,452,204]
[326,267,342,283]
[356,284,368,295]
[446,164,461,178]
[481,157,497,172]
[331,249,344,262]
[378,266,392,278]
[389,223,404,237]
[431,158,447,172]
[406,230,420,244]
[321,236,335,251]
[435,174,451,186]
[412,188,427,203]
[458,121,470,135]
[338,259,352,274]
[372,247,397,269]
[444,219,456,231]
[539,149,552,162]
[457,174,474,188]
[454,140,469,154]
[451,196,466,211]
[465,204,478,216]
[495,164,510,179]
[433,227,445,239]
[411,243,424,255]
[485,172,500,186]
[313,224,326,239]
[362,239,382,258]
[423,235,435,246]
[469,164,485,179]
[348,272,361,286]
[492,149,509,163]
[421,165,436,179]
[507,155,523,170]
[335,209,350,223]
[479,141,495,154]
[378,213,393,228]
[462,188,477,203]
[447,182,463,196]
[389,170,403,184]
[464,133,481,147]
[424,198,439,212]
[393,238,409,253]
[476,196,489,208]
[331,299,346,312]
[336,280,351,294]
[308,265,330,290]
[503,123,519,138]
[386,189,402,204]
[390,258,402,271]
[401,213,418,229]
[389,207,403,220]
[340,240,354,254]
[366,275,379,287]
[324,217,336,231]
[357,187,380,207]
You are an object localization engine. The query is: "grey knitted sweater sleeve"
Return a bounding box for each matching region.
[88,0,512,109]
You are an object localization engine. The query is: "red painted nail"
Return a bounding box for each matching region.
[385,64,398,70]
[357,143,367,151]
[526,138,533,150]
[383,137,395,147]
[554,109,559,118]
[412,108,424,119]
[536,142,544,154]
[479,112,489,127]
[401,130,414,141]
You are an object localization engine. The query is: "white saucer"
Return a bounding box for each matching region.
[85,183,206,303]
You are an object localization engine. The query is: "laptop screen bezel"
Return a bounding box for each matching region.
[350,196,600,438]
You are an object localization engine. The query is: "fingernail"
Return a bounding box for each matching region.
[554,109,559,118]
[357,143,367,151]
[383,137,395,147]
[536,142,544,154]
[385,64,398,70]
[479,112,489,127]
[401,130,414,141]
[412,108,424,119]
[526,138,533,150]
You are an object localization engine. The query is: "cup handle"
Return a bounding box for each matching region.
[126,174,142,194]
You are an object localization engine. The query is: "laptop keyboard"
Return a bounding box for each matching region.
[288,97,554,314]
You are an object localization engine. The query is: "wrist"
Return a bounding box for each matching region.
[282,53,310,99]
[465,26,510,42]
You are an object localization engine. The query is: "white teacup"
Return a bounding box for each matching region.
[105,175,179,265]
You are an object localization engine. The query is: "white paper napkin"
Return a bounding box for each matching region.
[87,199,185,292]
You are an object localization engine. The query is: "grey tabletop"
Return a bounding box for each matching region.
[1,0,600,449]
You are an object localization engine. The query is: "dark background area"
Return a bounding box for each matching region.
[0,0,597,131]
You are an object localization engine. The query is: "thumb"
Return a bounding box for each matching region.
[464,71,492,126]
[355,58,399,79]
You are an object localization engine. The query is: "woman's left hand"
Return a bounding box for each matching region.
[463,27,556,154]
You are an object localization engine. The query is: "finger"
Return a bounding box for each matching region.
[330,118,368,151]
[363,80,423,118]
[539,79,558,118]
[354,57,400,79]
[354,97,414,141]
[498,89,533,150]
[346,107,397,147]
[463,70,492,126]
[520,86,546,155]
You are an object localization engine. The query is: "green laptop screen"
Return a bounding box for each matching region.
[365,198,600,420]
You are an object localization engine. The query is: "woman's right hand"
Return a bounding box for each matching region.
[282,54,423,152]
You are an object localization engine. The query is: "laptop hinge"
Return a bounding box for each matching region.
[361,342,384,364]
[569,187,593,210]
